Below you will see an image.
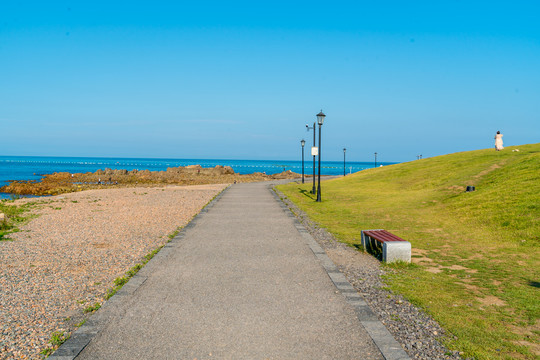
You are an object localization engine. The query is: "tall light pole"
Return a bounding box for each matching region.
[343,148,346,176]
[301,139,306,184]
[316,110,326,202]
[306,123,316,194]
[374,152,378,168]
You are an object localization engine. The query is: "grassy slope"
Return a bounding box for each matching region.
[277,143,539,360]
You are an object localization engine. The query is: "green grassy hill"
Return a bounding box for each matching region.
[277,143,539,360]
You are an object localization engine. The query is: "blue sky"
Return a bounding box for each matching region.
[1,1,539,162]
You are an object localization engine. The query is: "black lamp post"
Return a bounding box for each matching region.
[316,110,326,202]
[374,152,378,168]
[301,139,306,184]
[343,148,346,176]
[306,123,316,194]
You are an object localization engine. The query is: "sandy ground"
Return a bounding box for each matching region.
[0,184,227,359]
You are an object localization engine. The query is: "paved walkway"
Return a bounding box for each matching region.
[52,182,408,359]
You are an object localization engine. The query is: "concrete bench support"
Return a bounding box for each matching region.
[361,229,411,263]
[383,241,411,263]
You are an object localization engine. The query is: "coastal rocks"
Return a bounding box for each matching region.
[0,165,302,196]
[272,170,300,179]
[166,167,183,174]
[212,165,235,175]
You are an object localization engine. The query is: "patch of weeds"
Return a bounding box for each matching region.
[126,263,143,277]
[40,330,70,357]
[71,200,78,203]
[75,319,87,327]
[77,299,86,304]
[83,302,101,313]
[0,201,34,240]
[40,347,54,357]
[168,227,181,240]
[144,246,163,263]
[114,276,129,287]
[104,287,117,300]
[104,245,165,301]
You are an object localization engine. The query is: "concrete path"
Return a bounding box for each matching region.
[52,182,408,359]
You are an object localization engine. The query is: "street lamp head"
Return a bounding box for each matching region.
[301,139,306,147]
[316,110,326,125]
[343,148,346,153]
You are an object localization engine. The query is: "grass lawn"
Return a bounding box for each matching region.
[0,199,35,240]
[276,143,539,360]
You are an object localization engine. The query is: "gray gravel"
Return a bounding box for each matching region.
[275,187,465,360]
[0,185,227,360]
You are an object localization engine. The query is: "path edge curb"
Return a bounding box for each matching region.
[271,185,411,360]
[47,185,231,360]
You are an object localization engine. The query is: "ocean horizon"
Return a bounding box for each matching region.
[0,155,397,199]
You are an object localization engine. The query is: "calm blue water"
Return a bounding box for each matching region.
[0,156,395,199]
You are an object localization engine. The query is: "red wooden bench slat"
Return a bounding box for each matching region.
[366,230,405,242]
[363,230,406,243]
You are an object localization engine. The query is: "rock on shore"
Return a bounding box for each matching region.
[0,165,301,196]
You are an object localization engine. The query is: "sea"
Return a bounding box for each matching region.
[0,156,395,199]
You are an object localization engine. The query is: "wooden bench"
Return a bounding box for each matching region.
[361,229,411,263]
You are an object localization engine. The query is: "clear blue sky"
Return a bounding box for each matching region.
[1,1,539,162]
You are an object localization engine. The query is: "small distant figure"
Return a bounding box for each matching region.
[495,131,504,151]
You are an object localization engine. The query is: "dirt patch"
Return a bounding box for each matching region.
[476,295,506,307]
[425,267,443,274]
[467,253,485,260]
[447,265,469,271]
[509,320,540,356]
[412,256,434,264]
[509,319,540,337]
[460,283,481,293]
[412,248,428,255]
[473,163,504,179]
[514,341,540,356]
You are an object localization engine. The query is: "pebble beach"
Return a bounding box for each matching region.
[0,184,227,359]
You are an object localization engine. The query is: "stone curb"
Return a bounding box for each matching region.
[47,185,231,359]
[271,186,411,360]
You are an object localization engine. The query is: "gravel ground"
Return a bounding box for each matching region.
[0,184,227,359]
[276,189,466,360]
